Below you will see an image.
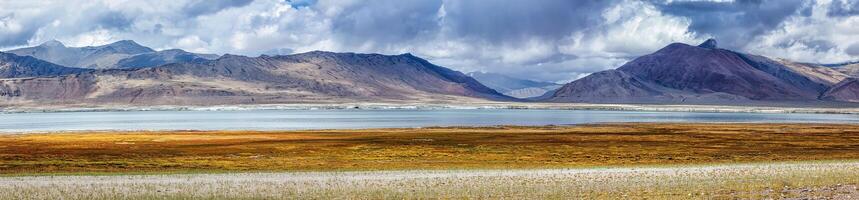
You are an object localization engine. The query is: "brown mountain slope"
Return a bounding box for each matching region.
[0,51,512,106]
[833,63,859,77]
[767,58,847,86]
[736,54,850,97]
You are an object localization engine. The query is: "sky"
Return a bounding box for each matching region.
[0,0,857,83]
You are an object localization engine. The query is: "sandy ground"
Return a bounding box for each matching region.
[1,161,858,199]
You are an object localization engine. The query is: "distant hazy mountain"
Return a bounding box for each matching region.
[542,39,856,104]
[114,49,219,69]
[8,40,154,69]
[822,61,859,67]
[8,40,217,69]
[0,51,512,106]
[467,72,561,98]
[0,52,91,78]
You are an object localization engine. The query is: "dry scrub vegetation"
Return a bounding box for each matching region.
[2,123,859,174]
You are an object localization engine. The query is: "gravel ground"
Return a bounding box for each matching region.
[2,161,858,199]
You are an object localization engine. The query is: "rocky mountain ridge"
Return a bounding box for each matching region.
[0,49,511,106]
[0,52,92,79]
[543,39,859,104]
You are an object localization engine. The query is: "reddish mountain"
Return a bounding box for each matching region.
[543,39,851,104]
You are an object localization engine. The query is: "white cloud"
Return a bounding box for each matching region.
[745,0,859,63]
[63,29,117,47]
[562,1,703,58]
[175,35,210,53]
[0,15,22,33]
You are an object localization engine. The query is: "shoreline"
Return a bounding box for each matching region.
[3,102,859,114]
[1,122,857,135]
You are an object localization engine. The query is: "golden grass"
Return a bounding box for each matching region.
[3,123,859,174]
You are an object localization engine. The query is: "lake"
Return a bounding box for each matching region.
[1,109,857,132]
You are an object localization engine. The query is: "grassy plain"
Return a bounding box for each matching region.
[2,123,859,174]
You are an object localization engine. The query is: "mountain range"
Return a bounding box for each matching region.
[7,40,217,69]
[466,72,562,98]
[1,39,858,107]
[0,41,510,106]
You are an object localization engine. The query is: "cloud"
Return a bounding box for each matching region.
[743,0,859,63]
[95,11,134,30]
[441,1,612,44]
[847,43,859,56]
[0,13,33,47]
[828,0,859,17]
[327,0,443,49]
[285,0,317,9]
[0,0,855,83]
[182,0,254,17]
[650,0,808,50]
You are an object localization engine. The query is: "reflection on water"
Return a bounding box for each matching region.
[0,109,857,132]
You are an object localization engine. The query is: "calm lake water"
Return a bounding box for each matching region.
[1,109,857,132]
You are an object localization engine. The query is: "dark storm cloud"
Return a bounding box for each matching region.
[847,43,859,56]
[328,0,443,46]
[316,0,620,81]
[828,0,859,17]
[0,14,37,47]
[441,0,614,43]
[651,0,807,50]
[182,0,254,17]
[321,0,617,49]
[95,11,133,30]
